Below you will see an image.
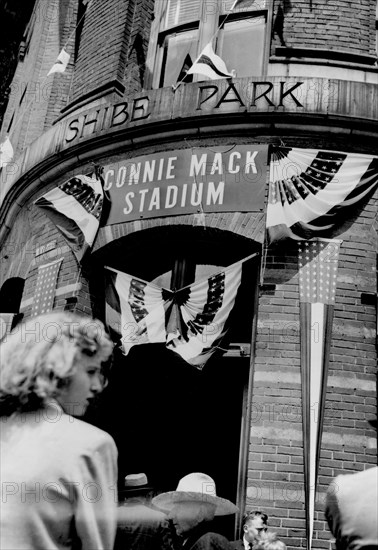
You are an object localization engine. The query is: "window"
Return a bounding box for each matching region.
[147,0,270,88]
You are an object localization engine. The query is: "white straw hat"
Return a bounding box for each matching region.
[152,473,238,516]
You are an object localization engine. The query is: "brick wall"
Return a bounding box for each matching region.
[250,187,378,550]
[271,0,376,57]
[0,204,92,320]
[70,0,131,102]
[1,0,76,156]
[122,0,154,94]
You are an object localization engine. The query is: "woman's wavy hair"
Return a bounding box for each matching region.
[0,311,113,415]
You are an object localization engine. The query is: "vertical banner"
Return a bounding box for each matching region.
[31,258,63,317]
[298,238,341,550]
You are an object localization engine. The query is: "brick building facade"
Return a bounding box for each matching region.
[0,1,377,548]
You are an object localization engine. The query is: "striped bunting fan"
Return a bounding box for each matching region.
[165,260,246,368]
[267,147,378,243]
[34,173,103,261]
[105,267,173,354]
[105,253,257,369]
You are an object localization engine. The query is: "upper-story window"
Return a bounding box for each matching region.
[146,0,270,89]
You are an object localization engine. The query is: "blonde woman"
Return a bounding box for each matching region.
[0,311,118,550]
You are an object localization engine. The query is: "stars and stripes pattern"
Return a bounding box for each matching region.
[298,238,341,550]
[105,267,172,354]
[267,147,378,243]
[187,42,235,81]
[105,254,257,369]
[166,259,248,368]
[34,174,103,262]
[31,258,63,317]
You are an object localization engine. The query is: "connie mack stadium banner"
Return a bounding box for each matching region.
[102,145,268,223]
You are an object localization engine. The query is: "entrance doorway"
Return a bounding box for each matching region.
[87,226,260,537]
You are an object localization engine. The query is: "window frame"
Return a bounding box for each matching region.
[145,0,273,89]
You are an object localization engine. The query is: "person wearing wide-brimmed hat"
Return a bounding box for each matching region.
[115,473,175,550]
[152,472,238,549]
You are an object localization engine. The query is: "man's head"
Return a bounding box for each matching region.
[152,472,238,537]
[168,500,216,537]
[120,473,153,502]
[243,511,268,545]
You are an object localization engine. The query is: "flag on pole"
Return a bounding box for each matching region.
[298,238,341,550]
[187,42,235,80]
[267,147,378,243]
[0,136,14,170]
[105,267,173,354]
[47,48,70,76]
[177,54,194,83]
[230,0,264,10]
[34,174,103,261]
[31,258,63,317]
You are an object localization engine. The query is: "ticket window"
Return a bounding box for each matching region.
[88,229,260,536]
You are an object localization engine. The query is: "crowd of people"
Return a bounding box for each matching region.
[0,312,377,550]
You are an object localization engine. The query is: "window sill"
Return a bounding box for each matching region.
[272,47,378,70]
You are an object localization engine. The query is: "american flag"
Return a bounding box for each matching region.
[105,253,257,369]
[298,238,341,550]
[31,258,63,317]
[267,147,378,243]
[35,174,103,261]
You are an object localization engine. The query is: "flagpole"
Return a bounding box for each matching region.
[175,252,259,293]
[104,265,174,294]
[104,252,259,296]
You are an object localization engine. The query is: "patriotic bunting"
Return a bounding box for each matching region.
[47,48,70,76]
[105,267,172,354]
[34,174,103,262]
[0,136,14,170]
[267,147,378,243]
[105,253,257,369]
[165,259,246,368]
[187,42,235,81]
[31,258,63,317]
[298,238,341,550]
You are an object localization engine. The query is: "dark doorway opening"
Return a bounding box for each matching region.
[87,226,260,538]
[90,343,249,538]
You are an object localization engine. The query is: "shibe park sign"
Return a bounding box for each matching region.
[103,145,268,223]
